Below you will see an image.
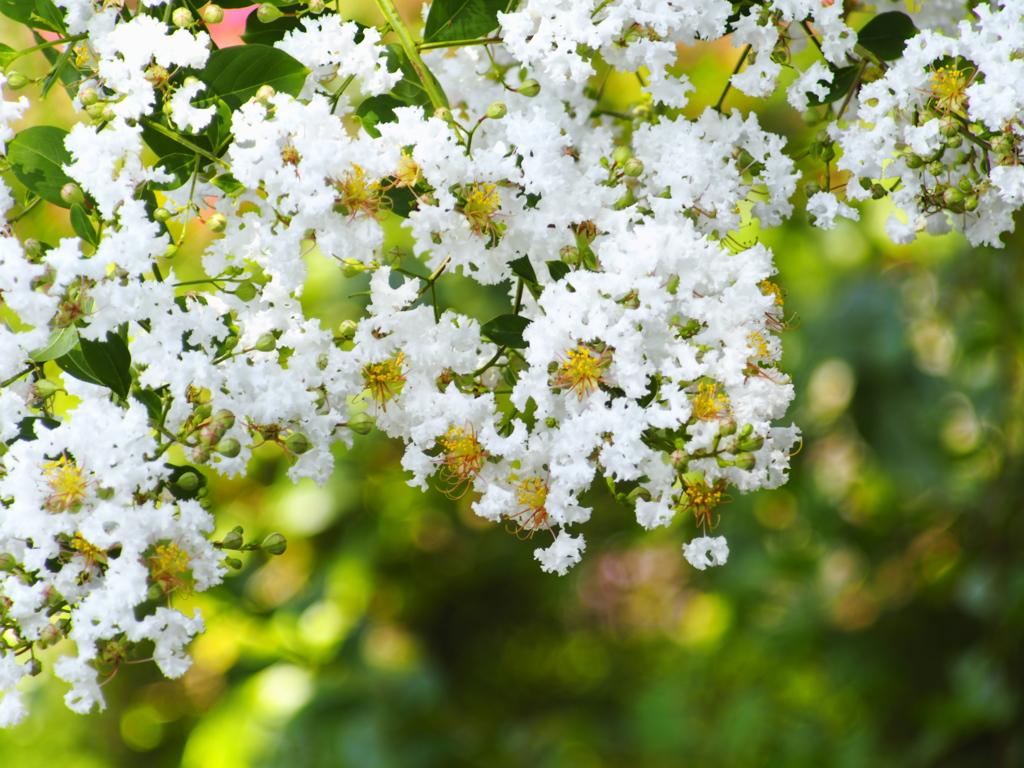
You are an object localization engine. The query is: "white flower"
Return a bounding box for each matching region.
[683,536,730,570]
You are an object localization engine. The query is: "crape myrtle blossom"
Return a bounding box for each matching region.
[0,0,1021,726]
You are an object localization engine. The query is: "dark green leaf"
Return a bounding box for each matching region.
[10,415,60,444]
[152,153,197,191]
[424,0,507,44]
[546,260,570,281]
[31,0,64,33]
[132,387,165,422]
[39,44,74,98]
[7,126,74,207]
[205,99,234,153]
[508,255,538,284]
[163,463,208,500]
[241,4,303,46]
[69,203,99,247]
[141,117,213,159]
[807,65,860,107]
[481,314,531,348]
[858,12,918,61]
[387,186,418,219]
[56,331,132,398]
[0,0,33,25]
[196,45,309,111]
[356,94,404,139]
[387,45,446,109]
[29,325,80,362]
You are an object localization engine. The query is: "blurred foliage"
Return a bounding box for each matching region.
[3,7,1024,768]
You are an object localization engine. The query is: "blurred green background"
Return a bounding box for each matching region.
[3,5,1024,767]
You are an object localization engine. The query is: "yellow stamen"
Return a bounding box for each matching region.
[434,425,487,497]
[42,455,90,513]
[362,351,406,410]
[506,476,551,539]
[691,380,729,421]
[551,343,611,400]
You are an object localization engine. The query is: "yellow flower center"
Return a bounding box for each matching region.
[395,153,421,188]
[435,425,487,497]
[146,542,195,597]
[551,343,611,400]
[42,455,90,512]
[747,332,771,360]
[930,65,970,116]
[506,476,550,538]
[461,183,502,238]
[759,280,784,307]
[362,351,406,410]
[691,380,729,421]
[336,165,386,218]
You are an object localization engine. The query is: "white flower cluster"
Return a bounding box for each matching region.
[0,0,1021,725]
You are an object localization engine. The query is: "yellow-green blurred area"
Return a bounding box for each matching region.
[3,3,1024,767]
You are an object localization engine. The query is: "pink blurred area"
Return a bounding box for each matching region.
[207,6,256,48]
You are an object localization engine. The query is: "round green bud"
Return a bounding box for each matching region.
[964,195,979,212]
[560,245,581,265]
[205,213,228,233]
[224,556,243,570]
[736,149,756,169]
[339,257,366,278]
[612,145,633,166]
[38,623,62,648]
[234,281,257,301]
[203,4,224,24]
[86,103,106,120]
[801,108,820,126]
[172,7,193,27]
[164,243,179,259]
[938,115,959,138]
[545,417,558,428]
[719,418,737,437]
[958,176,974,193]
[215,438,241,458]
[927,160,946,177]
[255,84,276,102]
[23,238,42,258]
[871,183,887,200]
[285,432,311,455]
[211,409,236,431]
[990,134,1014,156]
[174,471,200,492]
[803,179,822,198]
[153,207,172,223]
[346,412,375,435]
[486,101,507,120]
[518,78,541,97]
[261,532,288,556]
[622,158,644,177]
[734,452,757,471]
[256,3,283,22]
[254,332,277,352]
[433,106,453,122]
[5,72,29,90]
[904,153,924,169]
[307,0,326,12]
[337,319,358,341]
[33,379,62,400]
[945,133,963,149]
[60,183,85,206]
[859,177,873,191]
[738,435,764,452]
[193,403,213,421]
[27,658,43,677]
[943,186,964,206]
[220,530,244,550]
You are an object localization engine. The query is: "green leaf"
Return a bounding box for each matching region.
[0,42,17,68]
[55,331,132,398]
[152,153,198,191]
[29,325,80,362]
[424,0,507,44]
[39,43,74,98]
[241,4,303,46]
[858,12,919,61]
[196,45,309,111]
[508,255,538,284]
[387,45,446,109]
[10,415,60,444]
[69,203,99,247]
[546,260,570,281]
[807,65,860,107]
[204,98,234,153]
[210,173,245,197]
[355,94,404,139]
[132,386,165,422]
[480,314,531,349]
[31,0,65,33]
[387,186,418,219]
[6,125,74,207]
[0,0,33,25]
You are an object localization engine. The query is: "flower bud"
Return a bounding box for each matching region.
[173,471,200,492]
[938,115,959,138]
[23,238,41,258]
[203,4,224,24]
[78,87,99,106]
[261,532,288,555]
[219,529,244,550]
[254,332,277,352]
[927,160,946,177]
[27,658,42,677]
[256,3,283,22]
[224,556,243,570]
[803,179,822,198]
[307,0,325,12]
[337,319,358,341]
[339,257,366,278]
[255,84,276,102]
[0,552,17,572]
[990,134,1014,156]
[86,103,106,120]
[164,243,179,259]
[560,245,581,265]
[718,418,737,437]
[205,213,227,233]
[964,195,979,212]
[622,158,644,177]
[38,623,62,648]
[153,207,172,223]
[5,71,29,90]
[518,78,541,97]
[486,101,507,120]
[211,408,236,431]
[433,106,453,122]
[943,186,964,206]
[612,145,633,166]
[737,435,764,452]
[214,438,241,458]
[733,452,757,471]
[284,432,311,455]
[945,133,963,149]
[346,412,375,435]
[33,378,62,400]
[60,183,85,206]
[172,7,193,27]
